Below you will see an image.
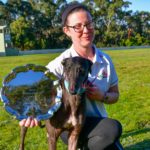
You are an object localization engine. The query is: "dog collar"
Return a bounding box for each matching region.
[64,80,85,94]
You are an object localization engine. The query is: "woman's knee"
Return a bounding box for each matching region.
[86,118,123,149]
[102,118,122,140]
[89,118,122,143]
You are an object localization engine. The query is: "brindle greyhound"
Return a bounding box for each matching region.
[19,56,92,150]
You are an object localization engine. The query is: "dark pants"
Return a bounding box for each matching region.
[61,117,124,150]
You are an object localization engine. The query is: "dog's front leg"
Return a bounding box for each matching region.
[45,120,56,150]
[68,127,81,150]
[19,126,28,150]
[45,120,61,150]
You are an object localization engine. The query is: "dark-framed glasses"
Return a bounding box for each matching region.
[66,21,94,33]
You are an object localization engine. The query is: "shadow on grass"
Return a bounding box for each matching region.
[122,128,150,150]
[124,139,150,150]
[122,128,150,138]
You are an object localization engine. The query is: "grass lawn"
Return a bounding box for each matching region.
[0,48,150,150]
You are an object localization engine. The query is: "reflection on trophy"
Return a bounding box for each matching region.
[0,64,62,121]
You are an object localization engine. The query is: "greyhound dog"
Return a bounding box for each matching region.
[45,56,92,150]
[19,56,92,150]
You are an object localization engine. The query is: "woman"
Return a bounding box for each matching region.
[20,2,123,150]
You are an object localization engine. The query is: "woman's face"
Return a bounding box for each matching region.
[63,10,95,49]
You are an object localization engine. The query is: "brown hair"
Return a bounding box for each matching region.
[61,2,90,26]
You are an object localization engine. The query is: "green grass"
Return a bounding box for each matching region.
[0,49,150,150]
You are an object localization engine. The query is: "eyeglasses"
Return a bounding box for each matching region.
[66,21,94,33]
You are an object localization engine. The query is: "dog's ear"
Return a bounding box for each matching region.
[61,58,67,66]
[61,59,65,66]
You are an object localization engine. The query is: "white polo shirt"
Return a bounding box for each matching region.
[46,45,118,118]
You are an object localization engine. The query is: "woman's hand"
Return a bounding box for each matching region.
[86,84,104,102]
[19,117,39,128]
[86,83,119,104]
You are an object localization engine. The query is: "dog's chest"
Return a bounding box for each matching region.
[64,114,78,129]
[65,101,84,129]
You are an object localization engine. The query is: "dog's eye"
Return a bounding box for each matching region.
[65,66,71,71]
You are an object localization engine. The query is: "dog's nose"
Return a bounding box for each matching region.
[69,84,77,95]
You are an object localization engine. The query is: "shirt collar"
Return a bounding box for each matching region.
[92,45,104,64]
[69,45,104,64]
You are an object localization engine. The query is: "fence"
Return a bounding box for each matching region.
[19,45,150,55]
[0,45,150,56]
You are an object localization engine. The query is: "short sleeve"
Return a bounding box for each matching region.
[110,59,118,87]
[46,56,63,79]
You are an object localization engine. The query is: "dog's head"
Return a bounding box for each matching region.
[61,56,92,95]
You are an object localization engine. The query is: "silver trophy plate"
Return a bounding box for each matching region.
[0,64,62,121]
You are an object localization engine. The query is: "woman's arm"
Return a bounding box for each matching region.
[103,84,119,104]
[86,84,119,104]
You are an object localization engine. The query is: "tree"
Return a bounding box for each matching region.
[5,0,69,50]
[0,0,11,25]
[124,10,150,46]
[10,16,35,50]
[84,0,132,47]
[1,0,150,49]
